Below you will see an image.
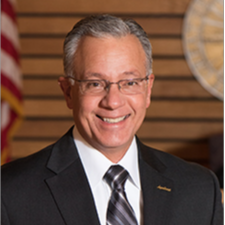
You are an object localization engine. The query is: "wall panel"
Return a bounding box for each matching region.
[17,0,191,14]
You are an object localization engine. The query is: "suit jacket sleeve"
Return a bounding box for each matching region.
[1,199,10,225]
[210,170,223,225]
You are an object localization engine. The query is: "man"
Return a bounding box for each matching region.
[2,14,223,225]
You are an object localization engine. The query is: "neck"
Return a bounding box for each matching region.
[97,147,128,163]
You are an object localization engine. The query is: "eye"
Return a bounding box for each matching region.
[91,82,100,87]
[126,80,139,86]
[86,80,103,88]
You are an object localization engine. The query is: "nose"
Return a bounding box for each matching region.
[100,83,125,109]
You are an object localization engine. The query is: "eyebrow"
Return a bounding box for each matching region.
[83,71,141,79]
[122,71,140,77]
[83,73,104,79]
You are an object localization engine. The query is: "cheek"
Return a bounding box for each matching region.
[72,95,99,120]
[128,94,148,114]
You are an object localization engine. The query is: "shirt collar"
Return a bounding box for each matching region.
[73,126,141,190]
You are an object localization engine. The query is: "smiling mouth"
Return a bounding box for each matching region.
[97,115,130,124]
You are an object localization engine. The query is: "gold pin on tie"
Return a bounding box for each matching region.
[157,185,171,192]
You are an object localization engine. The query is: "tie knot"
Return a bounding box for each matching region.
[104,165,129,190]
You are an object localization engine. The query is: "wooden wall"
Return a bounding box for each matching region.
[11,0,223,168]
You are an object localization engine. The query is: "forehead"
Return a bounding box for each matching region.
[74,35,147,79]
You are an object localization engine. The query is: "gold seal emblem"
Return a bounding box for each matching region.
[183,0,224,100]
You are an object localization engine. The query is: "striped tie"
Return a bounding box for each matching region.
[104,165,138,225]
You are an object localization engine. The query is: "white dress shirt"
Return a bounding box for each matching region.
[73,126,143,225]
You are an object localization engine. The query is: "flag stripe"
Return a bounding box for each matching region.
[1,103,18,149]
[1,74,22,101]
[1,12,20,50]
[1,104,21,164]
[1,0,22,164]
[1,86,23,117]
[1,0,16,23]
[1,34,20,64]
[1,50,22,89]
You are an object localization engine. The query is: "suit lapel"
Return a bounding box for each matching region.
[45,127,100,225]
[138,139,174,225]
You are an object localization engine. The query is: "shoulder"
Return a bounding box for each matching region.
[2,143,54,188]
[2,127,75,184]
[2,126,77,192]
[138,141,223,223]
[138,139,219,187]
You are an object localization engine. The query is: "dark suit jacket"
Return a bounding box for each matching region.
[2,127,223,225]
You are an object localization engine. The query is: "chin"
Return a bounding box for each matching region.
[95,136,132,151]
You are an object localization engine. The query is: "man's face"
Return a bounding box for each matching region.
[60,35,154,162]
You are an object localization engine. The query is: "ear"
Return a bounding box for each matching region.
[58,76,73,109]
[146,74,154,108]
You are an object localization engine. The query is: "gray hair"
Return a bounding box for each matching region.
[63,14,152,77]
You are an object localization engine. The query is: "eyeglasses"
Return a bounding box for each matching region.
[66,75,149,95]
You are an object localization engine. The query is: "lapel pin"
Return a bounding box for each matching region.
[157,185,171,192]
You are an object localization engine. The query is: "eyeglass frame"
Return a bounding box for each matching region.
[65,75,150,95]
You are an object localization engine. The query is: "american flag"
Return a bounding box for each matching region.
[1,0,23,164]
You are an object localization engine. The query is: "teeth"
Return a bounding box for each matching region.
[103,116,126,123]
